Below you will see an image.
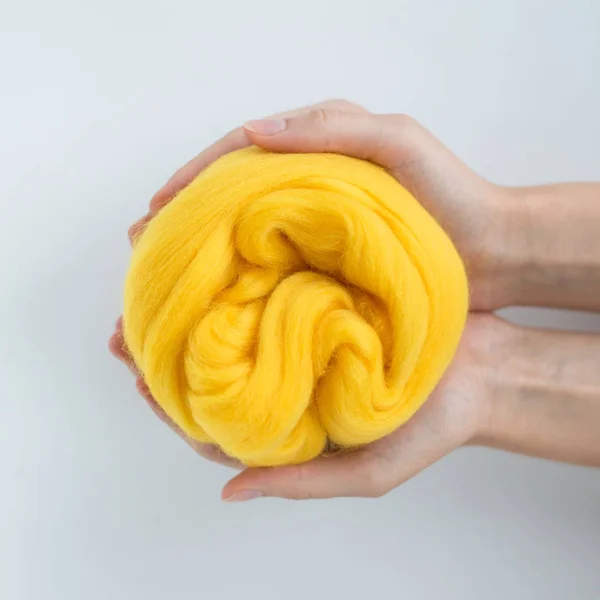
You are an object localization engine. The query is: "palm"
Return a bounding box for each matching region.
[367,315,499,482]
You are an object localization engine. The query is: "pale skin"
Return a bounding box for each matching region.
[109,100,600,501]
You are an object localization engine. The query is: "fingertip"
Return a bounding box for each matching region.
[128,212,152,246]
[108,329,139,375]
[221,467,267,498]
[222,489,264,503]
[108,330,126,358]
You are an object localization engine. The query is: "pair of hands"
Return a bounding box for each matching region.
[110,100,515,501]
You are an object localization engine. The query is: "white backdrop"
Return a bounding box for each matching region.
[1,1,599,599]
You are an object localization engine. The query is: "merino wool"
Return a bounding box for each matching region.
[124,147,468,467]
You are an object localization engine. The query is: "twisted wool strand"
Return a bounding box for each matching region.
[124,147,468,466]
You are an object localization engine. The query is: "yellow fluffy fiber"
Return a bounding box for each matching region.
[124,147,468,466]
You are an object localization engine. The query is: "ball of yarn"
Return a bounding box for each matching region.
[124,147,468,466]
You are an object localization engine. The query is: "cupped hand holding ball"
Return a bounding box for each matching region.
[109,100,520,500]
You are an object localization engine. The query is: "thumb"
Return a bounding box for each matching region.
[243,109,429,174]
[221,449,390,502]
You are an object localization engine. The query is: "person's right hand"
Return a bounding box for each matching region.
[221,313,508,501]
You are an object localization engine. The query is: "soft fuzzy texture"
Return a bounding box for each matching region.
[124,147,468,466]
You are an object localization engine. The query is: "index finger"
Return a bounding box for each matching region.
[149,99,367,213]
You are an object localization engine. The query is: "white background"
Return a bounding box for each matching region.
[1,1,599,599]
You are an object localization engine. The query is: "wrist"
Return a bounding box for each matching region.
[493,185,550,308]
[467,317,526,446]
[473,326,528,448]
[468,184,530,310]
[487,183,600,310]
[472,322,600,466]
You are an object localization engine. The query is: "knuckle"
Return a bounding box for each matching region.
[363,477,391,498]
[377,113,426,172]
[388,113,421,135]
[310,107,341,127]
[322,98,367,114]
[357,450,394,498]
[282,463,315,500]
[309,108,344,151]
[367,483,390,498]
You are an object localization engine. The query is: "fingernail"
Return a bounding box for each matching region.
[223,490,264,503]
[244,118,287,136]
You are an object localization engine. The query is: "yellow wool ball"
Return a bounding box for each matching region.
[124,147,468,466]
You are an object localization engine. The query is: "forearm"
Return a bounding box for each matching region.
[501,183,600,311]
[478,323,600,466]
